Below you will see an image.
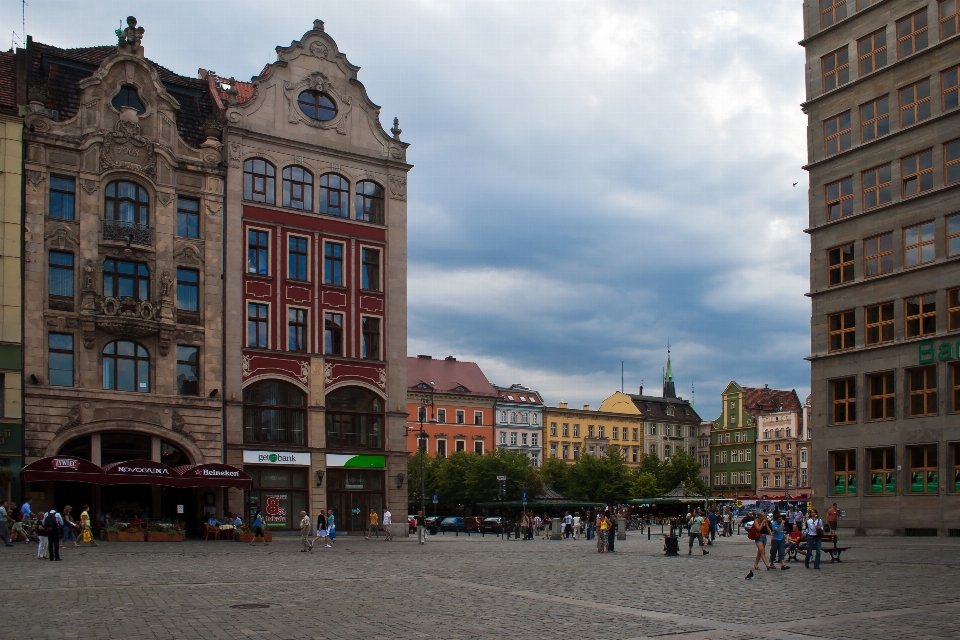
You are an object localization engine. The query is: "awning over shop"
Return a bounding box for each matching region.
[22,456,251,489]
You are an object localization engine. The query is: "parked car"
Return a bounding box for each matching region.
[408,515,417,533]
[481,516,505,534]
[425,516,443,534]
[463,516,484,533]
[439,516,464,533]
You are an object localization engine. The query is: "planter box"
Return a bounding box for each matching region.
[235,532,273,543]
[106,531,145,542]
[146,532,184,542]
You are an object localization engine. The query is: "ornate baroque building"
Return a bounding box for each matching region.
[493,384,544,467]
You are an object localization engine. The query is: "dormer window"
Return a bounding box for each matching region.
[298,90,336,121]
[112,85,145,114]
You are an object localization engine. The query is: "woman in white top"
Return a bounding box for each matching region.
[804,509,823,569]
[572,514,581,540]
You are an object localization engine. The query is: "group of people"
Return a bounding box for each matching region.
[0,500,98,560]
[745,507,827,577]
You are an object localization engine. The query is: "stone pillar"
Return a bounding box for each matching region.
[550,517,563,540]
[617,517,626,540]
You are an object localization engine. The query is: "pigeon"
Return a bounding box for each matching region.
[745,570,754,580]
[793,182,799,187]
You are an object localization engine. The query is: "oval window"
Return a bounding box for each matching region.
[297,90,336,121]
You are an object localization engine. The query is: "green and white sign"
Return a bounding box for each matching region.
[326,454,385,469]
[242,450,312,466]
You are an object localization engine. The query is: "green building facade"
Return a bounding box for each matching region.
[710,382,757,497]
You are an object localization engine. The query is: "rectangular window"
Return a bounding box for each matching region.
[549,442,557,457]
[906,294,937,337]
[904,221,935,267]
[828,310,856,352]
[858,29,887,75]
[288,308,307,352]
[826,177,853,220]
[550,422,557,436]
[456,410,464,424]
[176,197,199,238]
[474,411,483,425]
[721,451,728,463]
[949,215,960,257]
[475,440,484,455]
[946,139,960,185]
[324,312,343,356]
[521,433,528,446]
[745,449,752,462]
[632,428,638,441]
[827,243,854,286]
[247,303,268,348]
[897,10,929,58]
[48,332,74,387]
[745,471,752,485]
[49,176,76,220]
[176,345,199,396]
[867,372,895,420]
[500,431,507,445]
[822,47,850,92]
[864,232,893,276]
[288,236,308,281]
[361,248,381,291]
[598,426,605,438]
[176,268,199,312]
[323,242,343,285]
[867,447,897,495]
[944,65,960,111]
[532,433,539,447]
[612,426,619,440]
[952,361,960,414]
[820,0,847,27]
[455,440,465,453]
[909,366,938,416]
[561,442,568,458]
[247,230,269,275]
[862,165,892,209]
[589,425,595,437]
[860,96,890,142]
[908,444,938,493]
[437,409,446,424]
[49,251,74,299]
[951,290,960,331]
[941,0,960,39]
[824,111,852,156]
[436,439,446,458]
[865,302,894,345]
[832,377,857,424]
[562,423,569,437]
[573,424,580,437]
[900,79,931,127]
[953,443,960,491]
[902,150,934,196]
[832,450,857,494]
[361,317,380,360]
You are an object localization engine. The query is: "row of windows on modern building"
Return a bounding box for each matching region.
[828,443,960,496]
[818,3,959,90]
[826,287,960,353]
[548,441,696,462]
[245,229,382,291]
[242,159,387,224]
[827,361,960,425]
[548,422,696,439]
[822,141,959,225]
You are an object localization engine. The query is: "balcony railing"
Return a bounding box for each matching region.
[101,220,154,247]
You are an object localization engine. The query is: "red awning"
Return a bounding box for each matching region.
[23,457,251,489]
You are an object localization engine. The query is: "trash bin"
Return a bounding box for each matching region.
[663,535,680,556]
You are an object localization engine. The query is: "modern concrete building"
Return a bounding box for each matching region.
[803,0,960,534]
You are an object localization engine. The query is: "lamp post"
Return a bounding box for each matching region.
[408,384,434,541]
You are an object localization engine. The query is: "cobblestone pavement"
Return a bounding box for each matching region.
[3,530,959,639]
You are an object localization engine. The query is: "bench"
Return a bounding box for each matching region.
[787,533,850,563]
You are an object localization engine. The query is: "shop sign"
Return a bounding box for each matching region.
[242,450,311,466]
[264,494,288,528]
[919,340,960,364]
[0,426,21,452]
[326,454,385,468]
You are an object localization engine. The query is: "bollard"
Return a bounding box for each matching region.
[648,526,651,541]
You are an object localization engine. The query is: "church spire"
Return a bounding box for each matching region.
[662,344,676,398]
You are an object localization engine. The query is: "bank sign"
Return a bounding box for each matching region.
[242,450,311,466]
[326,454,385,468]
[918,340,960,364]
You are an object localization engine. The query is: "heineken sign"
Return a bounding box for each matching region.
[242,450,311,466]
[918,340,960,364]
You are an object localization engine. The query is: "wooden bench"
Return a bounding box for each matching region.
[787,533,850,563]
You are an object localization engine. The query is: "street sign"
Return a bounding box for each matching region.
[352,508,361,514]
[521,491,527,503]
[432,494,439,504]
[176,505,184,514]
[496,475,506,481]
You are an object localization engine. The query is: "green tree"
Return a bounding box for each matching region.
[660,450,707,495]
[436,450,477,509]
[538,456,570,495]
[567,448,633,504]
[465,449,542,503]
[631,471,660,497]
[407,451,443,510]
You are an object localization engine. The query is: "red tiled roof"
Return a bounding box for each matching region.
[407,357,497,398]
[493,385,543,404]
[741,387,802,417]
[0,51,17,116]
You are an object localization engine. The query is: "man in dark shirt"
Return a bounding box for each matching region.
[707,509,718,545]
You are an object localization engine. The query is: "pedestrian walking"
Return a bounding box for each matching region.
[687,509,709,556]
[382,508,393,541]
[415,510,426,545]
[366,508,379,540]
[42,509,63,561]
[61,505,78,548]
[746,514,773,578]
[299,511,312,552]
[826,503,839,534]
[250,509,268,546]
[326,510,337,545]
[805,509,823,570]
[0,500,12,547]
[563,511,573,539]
[596,512,608,553]
[78,505,98,547]
[541,514,551,540]
[8,503,25,542]
[572,512,581,540]
[706,509,717,544]
[311,511,330,548]
[769,514,790,570]
[521,512,530,540]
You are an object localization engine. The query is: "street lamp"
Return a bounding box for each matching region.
[407,384,435,541]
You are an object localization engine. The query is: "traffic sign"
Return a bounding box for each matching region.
[521,491,528,503]
[432,494,439,504]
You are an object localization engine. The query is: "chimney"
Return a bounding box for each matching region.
[764,383,769,388]
[583,404,590,410]
[558,402,568,409]
[639,385,643,395]
[445,356,456,362]
[417,355,432,359]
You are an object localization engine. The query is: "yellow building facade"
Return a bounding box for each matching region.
[543,395,644,467]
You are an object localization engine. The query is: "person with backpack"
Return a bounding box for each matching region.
[250,510,268,546]
[746,513,773,577]
[42,509,63,561]
[805,508,823,569]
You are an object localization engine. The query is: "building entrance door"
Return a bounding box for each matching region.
[326,469,384,533]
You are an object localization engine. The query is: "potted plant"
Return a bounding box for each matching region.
[145,523,184,542]
[105,523,144,542]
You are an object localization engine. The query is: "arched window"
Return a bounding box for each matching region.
[355,180,384,224]
[112,85,145,114]
[160,439,191,467]
[243,380,305,445]
[103,340,150,393]
[105,180,149,226]
[103,259,149,301]
[282,166,313,210]
[243,159,276,204]
[319,173,349,217]
[297,90,337,121]
[325,386,383,450]
[58,435,91,461]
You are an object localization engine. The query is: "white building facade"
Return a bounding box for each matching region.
[493,384,543,467]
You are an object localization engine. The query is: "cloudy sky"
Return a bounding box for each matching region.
[4,0,811,420]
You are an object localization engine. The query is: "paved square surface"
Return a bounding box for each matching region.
[3,529,959,639]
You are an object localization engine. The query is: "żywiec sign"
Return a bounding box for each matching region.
[918,340,960,363]
[242,450,311,466]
